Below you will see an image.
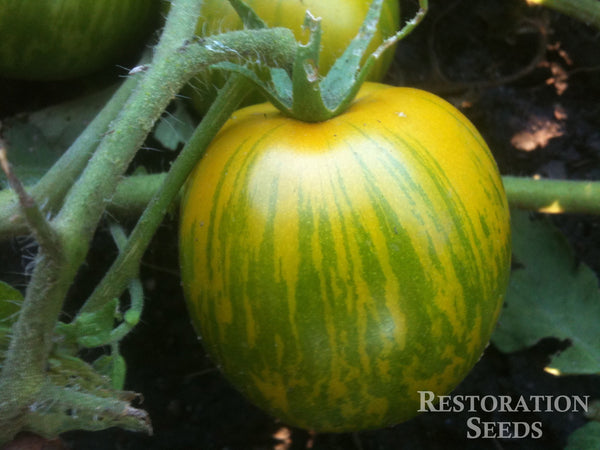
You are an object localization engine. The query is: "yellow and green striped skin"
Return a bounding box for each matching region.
[187,0,400,113]
[179,82,512,432]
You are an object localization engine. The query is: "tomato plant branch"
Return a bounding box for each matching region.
[503,176,600,215]
[526,0,600,30]
[0,0,299,440]
[101,173,600,218]
[0,147,59,255]
[54,33,297,317]
[0,0,198,441]
[79,75,251,316]
[0,75,138,240]
[0,149,69,443]
[109,173,173,219]
[48,29,297,242]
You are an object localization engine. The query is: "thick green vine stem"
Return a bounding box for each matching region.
[78,75,252,316]
[0,75,138,240]
[526,0,600,30]
[0,148,60,254]
[0,0,298,442]
[98,173,600,219]
[0,0,204,440]
[503,176,600,215]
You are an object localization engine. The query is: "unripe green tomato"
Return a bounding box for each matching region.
[179,82,512,432]
[0,0,161,80]
[188,0,400,113]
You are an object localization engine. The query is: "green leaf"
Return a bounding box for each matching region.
[0,280,23,325]
[152,99,196,151]
[492,210,600,375]
[60,298,120,348]
[227,0,268,29]
[1,85,117,187]
[565,422,600,450]
[41,352,150,435]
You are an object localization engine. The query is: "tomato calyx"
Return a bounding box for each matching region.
[214,0,428,123]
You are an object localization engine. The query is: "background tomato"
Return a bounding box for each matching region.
[179,82,512,432]
[187,0,400,113]
[0,0,160,80]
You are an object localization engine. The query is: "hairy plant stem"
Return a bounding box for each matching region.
[80,75,251,316]
[0,149,59,254]
[0,0,205,439]
[0,0,296,441]
[97,174,600,219]
[0,75,139,240]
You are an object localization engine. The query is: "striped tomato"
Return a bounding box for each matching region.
[179,82,511,432]
[0,0,159,80]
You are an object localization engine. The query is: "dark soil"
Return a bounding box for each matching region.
[2,0,600,449]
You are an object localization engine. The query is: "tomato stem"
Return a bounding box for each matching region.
[67,173,600,218]
[0,76,139,240]
[0,0,218,441]
[79,75,252,316]
[503,176,600,215]
[0,148,59,254]
[2,3,294,436]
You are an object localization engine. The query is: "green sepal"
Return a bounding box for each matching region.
[0,280,23,326]
[288,11,324,119]
[269,0,385,122]
[210,61,294,111]
[56,298,120,348]
[214,0,428,122]
[319,0,384,109]
[227,0,268,29]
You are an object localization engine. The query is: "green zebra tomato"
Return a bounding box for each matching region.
[187,0,400,113]
[179,82,511,432]
[0,0,160,80]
